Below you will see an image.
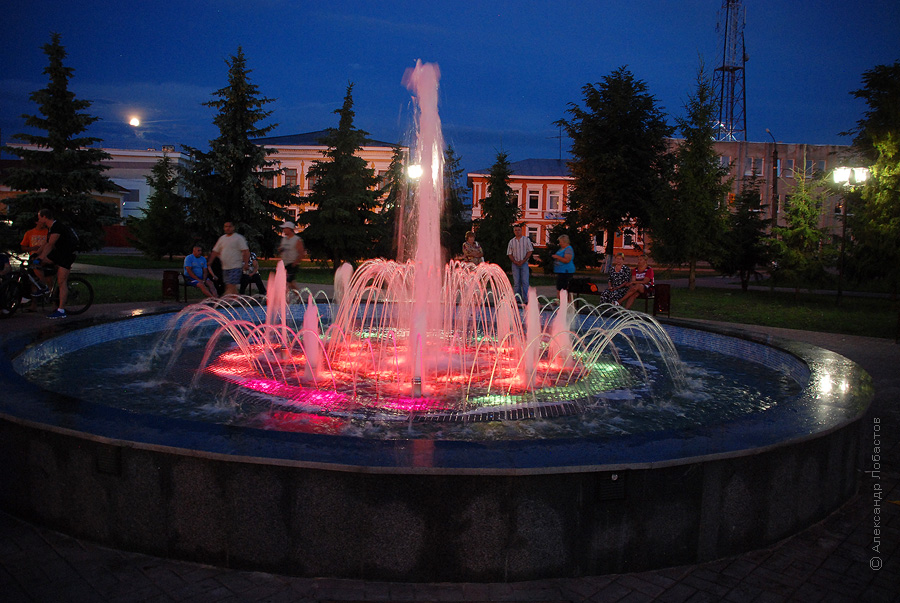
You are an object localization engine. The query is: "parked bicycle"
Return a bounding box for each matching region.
[0,254,94,318]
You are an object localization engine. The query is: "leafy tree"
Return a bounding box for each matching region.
[1,32,116,251]
[442,144,471,255]
[714,175,770,291]
[181,47,292,254]
[768,155,834,294]
[557,66,673,265]
[128,154,190,259]
[845,61,900,296]
[474,151,519,269]
[299,83,380,267]
[650,64,730,289]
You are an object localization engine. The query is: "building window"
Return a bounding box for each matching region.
[527,226,538,243]
[817,160,826,174]
[527,190,540,210]
[720,155,731,169]
[285,168,297,187]
[775,158,782,177]
[307,169,319,189]
[261,173,275,188]
[785,159,795,177]
[548,190,560,211]
[744,157,764,176]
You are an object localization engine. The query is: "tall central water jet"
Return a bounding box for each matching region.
[403,61,444,396]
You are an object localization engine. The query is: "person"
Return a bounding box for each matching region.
[183,244,217,298]
[461,231,484,264]
[19,217,51,309]
[35,207,78,319]
[240,251,266,295]
[551,234,575,297]
[208,221,250,296]
[278,221,306,294]
[619,254,655,310]
[598,252,631,305]
[506,224,534,303]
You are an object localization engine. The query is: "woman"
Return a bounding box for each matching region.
[461,231,484,264]
[240,251,266,295]
[619,254,655,310]
[551,234,575,295]
[598,252,631,305]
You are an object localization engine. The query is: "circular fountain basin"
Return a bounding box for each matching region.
[0,309,872,581]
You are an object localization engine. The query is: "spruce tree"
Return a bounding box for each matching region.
[557,67,673,264]
[474,151,519,269]
[128,154,190,260]
[299,83,380,267]
[182,47,292,253]
[441,144,471,255]
[713,175,770,292]
[1,33,116,251]
[650,64,730,289]
[372,145,406,259]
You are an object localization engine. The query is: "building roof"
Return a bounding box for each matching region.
[469,158,570,178]
[251,130,399,149]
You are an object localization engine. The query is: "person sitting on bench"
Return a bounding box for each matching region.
[619,254,654,310]
[598,252,632,305]
[183,244,217,298]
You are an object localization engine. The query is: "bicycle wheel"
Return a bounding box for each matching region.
[64,276,94,315]
[0,275,23,318]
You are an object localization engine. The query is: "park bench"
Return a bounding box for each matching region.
[567,277,671,317]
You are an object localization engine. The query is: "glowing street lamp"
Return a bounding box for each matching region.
[407,164,423,180]
[832,166,869,304]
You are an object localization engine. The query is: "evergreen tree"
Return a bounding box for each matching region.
[371,145,406,259]
[442,144,471,255]
[299,83,380,267]
[474,151,519,269]
[128,154,190,260]
[768,154,834,294]
[181,47,292,254]
[650,65,730,289]
[845,61,900,296]
[557,67,673,265]
[1,33,116,251]
[714,175,770,291]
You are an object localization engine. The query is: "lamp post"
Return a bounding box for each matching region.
[765,129,778,233]
[832,166,869,305]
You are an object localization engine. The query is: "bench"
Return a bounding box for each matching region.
[636,283,671,317]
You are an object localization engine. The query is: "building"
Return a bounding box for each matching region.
[468,140,852,255]
[101,146,191,220]
[251,131,402,222]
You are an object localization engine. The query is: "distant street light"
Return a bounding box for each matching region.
[832,166,870,305]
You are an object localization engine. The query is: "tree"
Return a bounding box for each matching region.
[557,67,673,265]
[1,33,116,251]
[128,154,190,259]
[299,83,380,267]
[474,151,519,268]
[768,155,834,294]
[181,47,292,254]
[714,175,770,291]
[845,61,900,296]
[371,145,407,260]
[442,144,471,255]
[650,64,730,289]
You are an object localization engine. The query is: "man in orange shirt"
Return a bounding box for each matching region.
[19,218,50,309]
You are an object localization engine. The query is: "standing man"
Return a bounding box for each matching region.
[208,221,250,296]
[36,208,78,319]
[506,224,534,303]
[279,221,306,294]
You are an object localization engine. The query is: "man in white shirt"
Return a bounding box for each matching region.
[208,221,250,296]
[506,224,535,303]
[279,221,306,293]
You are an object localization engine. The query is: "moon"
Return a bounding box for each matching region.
[129,117,140,127]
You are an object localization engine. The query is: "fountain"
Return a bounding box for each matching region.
[0,62,872,582]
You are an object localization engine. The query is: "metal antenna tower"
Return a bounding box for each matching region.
[713,0,748,141]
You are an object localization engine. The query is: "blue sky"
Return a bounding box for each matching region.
[1,0,897,176]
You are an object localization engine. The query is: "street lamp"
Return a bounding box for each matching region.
[765,129,778,233]
[832,166,869,304]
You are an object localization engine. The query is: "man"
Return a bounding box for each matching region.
[208,221,250,296]
[20,217,50,309]
[36,208,78,319]
[506,224,534,303]
[279,221,306,294]
[183,244,217,298]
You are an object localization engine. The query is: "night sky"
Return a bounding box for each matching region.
[2,0,898,176]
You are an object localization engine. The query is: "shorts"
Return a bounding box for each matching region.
[555,272,573,291]
[47,249,76,271]
[187,278,205,288]
[223,268,242,285]
[285,264,299,283]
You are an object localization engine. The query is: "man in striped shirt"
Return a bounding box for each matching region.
[507,224,535,303]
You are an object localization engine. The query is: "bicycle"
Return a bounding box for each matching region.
[0,254,94,318]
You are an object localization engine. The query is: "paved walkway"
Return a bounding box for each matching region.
[1,296,897,602]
